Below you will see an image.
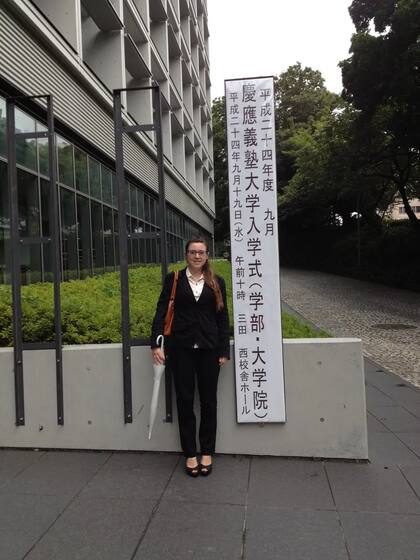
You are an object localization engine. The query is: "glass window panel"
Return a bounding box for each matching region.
[77,195,92,278]
[112,173,118,208]
[127,215,132,264]
[91,201,104,273]
[75,149,89,194]
[138,190,144,219]
[57,137,74,187]
[20,244,42,285]
[15,108,36,133]
[144,221,151,262]
[40,179,51,238]
[144,195,150,222]
[101,166,113,206]
[103,206,114,270]
[89,158,101,200]
[138,220,145,262]
[131,217,139,264]
[17,169,40,239]
[40,179,52,281]
[0,161,9,283]
[60,188,78,280]
[113,209,119,266]
[0,97,6,158]
[38,137,49,177]
[150,226,157,262]
[15,107,37,171]
[150,198,155,226]
[129,184,138,217]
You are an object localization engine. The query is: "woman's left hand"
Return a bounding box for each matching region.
[219,357,229,367]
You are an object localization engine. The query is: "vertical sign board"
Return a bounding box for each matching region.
[225,77,286,423]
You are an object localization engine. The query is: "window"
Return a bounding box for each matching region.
[15,109,37,172]
[89,158,101,200]
[103,206,115,270]
[58,137,74,187]
[60,188,78,280]
[0,97,6,158]
[91,201,104,273]
[101,166,113,206]
[77,195,92,277]
[75,149,89,194]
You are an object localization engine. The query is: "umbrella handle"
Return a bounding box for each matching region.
[156,334,164,351]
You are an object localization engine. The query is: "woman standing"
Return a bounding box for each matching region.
[151,238,230,477]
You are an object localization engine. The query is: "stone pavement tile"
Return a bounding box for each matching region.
[364,364,402,389]
[162,455,249,505]
[376,386,420,418]
[0,493,69,560]
[133,501,244,560]
[400,466,420,496]
[248,458,334,510]
[398,434,420,457]
[367,432,420,466]
[368,405,420,433]
[326,463,420,514]
[0,449,45,485]
[365,385,397,407]
[367,412,390,433]
[81,452,178,500]
[340,511,420,560]
[245,507,348,560]
[0,451,110,497]
[25,495,155,560]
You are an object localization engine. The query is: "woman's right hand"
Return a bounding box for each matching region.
[151,347,165,365]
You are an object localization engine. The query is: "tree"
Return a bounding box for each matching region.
[274,63,339,191]
[340,0,420,227]
[211,96,229,244]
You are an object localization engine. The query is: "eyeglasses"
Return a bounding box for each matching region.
[187,250,207,257]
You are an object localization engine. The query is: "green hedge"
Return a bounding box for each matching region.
[0,260,325,346]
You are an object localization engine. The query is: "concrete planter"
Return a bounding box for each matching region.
[0,338,368,459]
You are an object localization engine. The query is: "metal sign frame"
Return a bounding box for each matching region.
[113,84,172,424]
[6,94,63,426]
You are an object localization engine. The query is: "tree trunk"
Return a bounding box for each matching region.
[397,183,420,228]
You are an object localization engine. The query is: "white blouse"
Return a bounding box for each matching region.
[186,269,205,301]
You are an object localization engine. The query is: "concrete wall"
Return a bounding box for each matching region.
[0,339,368,459]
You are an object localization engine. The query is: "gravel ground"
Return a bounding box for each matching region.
[280,268,420,388]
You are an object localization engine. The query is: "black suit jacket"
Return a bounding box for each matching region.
[151,268,230,358]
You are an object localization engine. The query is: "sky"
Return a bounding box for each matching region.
[208,0,355,99]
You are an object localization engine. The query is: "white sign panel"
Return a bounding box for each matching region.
[225,77,286,423]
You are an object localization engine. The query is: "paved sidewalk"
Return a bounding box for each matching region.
[1,357,420,560]
[281,268,420,388]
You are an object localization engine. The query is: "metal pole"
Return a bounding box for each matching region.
[6,99,25,426]
[357,194,361,268]
[47,96,64,425]
[153,87,168,281]
[113,91,133,424]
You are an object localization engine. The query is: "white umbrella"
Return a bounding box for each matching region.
[148,335,165,440]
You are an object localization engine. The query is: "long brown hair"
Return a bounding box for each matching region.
[185,237,224,311]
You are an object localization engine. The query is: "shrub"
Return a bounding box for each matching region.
[0,261,323,346]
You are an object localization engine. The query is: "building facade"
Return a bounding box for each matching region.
[0,0,213,284]
[385,198,420,221]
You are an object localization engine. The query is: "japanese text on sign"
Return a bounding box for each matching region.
[225,77,286,423]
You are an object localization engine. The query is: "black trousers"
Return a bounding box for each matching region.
[169,347,220,458]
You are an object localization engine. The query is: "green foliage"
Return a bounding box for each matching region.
[211,97,230,245]
[340,0,420,227]
[0,261,320,345]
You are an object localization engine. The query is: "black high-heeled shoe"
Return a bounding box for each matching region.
[200,459,212,476]
[185,459,200,477]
